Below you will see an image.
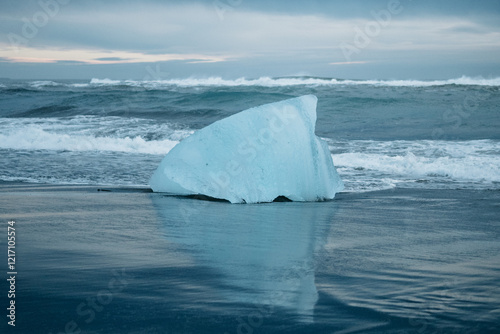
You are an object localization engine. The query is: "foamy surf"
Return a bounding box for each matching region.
[86,76,500,88]
[0,116,189,154]
[330,139,500,192]
[6,76,499,90]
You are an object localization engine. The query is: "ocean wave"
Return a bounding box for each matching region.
[335,76,500,87]
[30,80,63,88]
[89,78,122,86]
[0,116,191,154]
[330,139,500,192]
[83,77,333,88]
[335,151,500,181]
[0,127,179,154]
[29,76,500,89]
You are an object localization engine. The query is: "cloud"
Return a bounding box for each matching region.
[94,57,130,62]
[0,47,230,64]
[0,1,499,79]
[442,24,489,35]
[56,60,87,64]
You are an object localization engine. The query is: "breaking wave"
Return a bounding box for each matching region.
[8,76,499,90]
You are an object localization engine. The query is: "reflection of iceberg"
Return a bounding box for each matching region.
[150,95,343,203]
[151,195,336,321]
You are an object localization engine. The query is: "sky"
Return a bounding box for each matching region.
[0,0,499,80]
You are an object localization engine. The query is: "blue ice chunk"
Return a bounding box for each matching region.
[150,95,343,203]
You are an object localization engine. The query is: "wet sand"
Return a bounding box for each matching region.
[1,183,499,333]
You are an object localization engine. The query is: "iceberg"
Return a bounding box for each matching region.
[150,95,343,203]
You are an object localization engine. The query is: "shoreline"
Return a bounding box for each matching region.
[2,179,498,197]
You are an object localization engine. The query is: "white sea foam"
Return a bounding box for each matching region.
[330,139,500,192]
[13,76,500,90]
[89,78,122,86]
[334,76,500,87]
[0,116,190,154]
[0,127,178,154]
[30,80,62,88]
[77,76,500,88]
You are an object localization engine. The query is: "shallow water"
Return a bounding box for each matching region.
[1,185,499,333]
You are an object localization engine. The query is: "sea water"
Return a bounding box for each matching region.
[1,76,499,191]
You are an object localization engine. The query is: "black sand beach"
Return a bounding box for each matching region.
[1,183,499,333]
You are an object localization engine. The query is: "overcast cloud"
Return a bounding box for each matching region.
[0,0,499,79]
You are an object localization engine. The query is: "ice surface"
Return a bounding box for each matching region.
[150,95,344,203]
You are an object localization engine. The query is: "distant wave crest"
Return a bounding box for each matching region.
[85,76,500,88]
[9,76,499,90]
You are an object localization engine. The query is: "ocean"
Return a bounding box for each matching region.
[1,76,499,333]
[1,76,499,191]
